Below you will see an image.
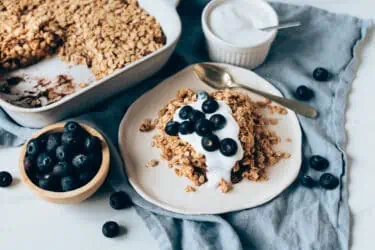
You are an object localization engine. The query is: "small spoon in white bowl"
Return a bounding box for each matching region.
[259,21,301,31]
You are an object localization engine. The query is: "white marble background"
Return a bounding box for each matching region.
[1,0,374,249]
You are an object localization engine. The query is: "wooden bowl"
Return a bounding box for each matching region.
[19,122,110,204]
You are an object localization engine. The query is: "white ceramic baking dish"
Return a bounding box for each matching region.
[0,0,181,128]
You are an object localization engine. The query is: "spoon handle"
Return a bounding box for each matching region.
[234,83,318,118]
[259,21,301,31]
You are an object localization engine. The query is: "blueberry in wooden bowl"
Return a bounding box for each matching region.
[19,122,110,204]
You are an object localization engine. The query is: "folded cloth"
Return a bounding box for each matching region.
[0,1,372,250]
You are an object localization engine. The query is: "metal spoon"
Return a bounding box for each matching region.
[193,63,318,118]
[259,21,301,32]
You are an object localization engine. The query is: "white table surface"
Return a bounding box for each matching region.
[1,1,374,250]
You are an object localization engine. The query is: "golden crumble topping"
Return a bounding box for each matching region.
[139,118,157,132]
[218,178,232,193]
[145,159,159,168]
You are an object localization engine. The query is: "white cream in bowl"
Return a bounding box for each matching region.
[202,0,279,68]
[208,0,270,47]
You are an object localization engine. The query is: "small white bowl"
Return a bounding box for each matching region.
[202,0,278,69]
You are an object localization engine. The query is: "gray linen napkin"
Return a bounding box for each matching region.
[0,2,372,250]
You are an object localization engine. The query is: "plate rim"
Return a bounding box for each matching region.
[118,62,302,215]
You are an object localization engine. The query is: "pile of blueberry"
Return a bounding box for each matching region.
[165,91,238,156]
[295,67,330,101]
[24,121,102,192]
[300,155,339,189]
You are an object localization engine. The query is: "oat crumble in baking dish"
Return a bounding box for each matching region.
[0,0,166,78]
[140,88,291,193]
[0,0,166,108]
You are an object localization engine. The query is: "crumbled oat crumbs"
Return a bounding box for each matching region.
[256,98,271,107]
[184,185,196,193]
[267,104,288,115]
[145,159,159,168]
[79,82,88,88]
[5,74,76,108]
[148,88,290,193]
[139,118,156,132]
[218,179,232,193]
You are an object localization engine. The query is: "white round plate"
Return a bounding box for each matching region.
[118,63,302,215]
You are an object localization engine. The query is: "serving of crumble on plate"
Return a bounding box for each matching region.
[119,63,302,214]
[140,88,291,193]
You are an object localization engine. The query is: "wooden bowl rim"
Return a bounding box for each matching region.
[19,122,110,201]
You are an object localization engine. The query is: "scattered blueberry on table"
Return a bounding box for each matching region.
[313,67,330,82]
[295,68,336,189]
[295,85,314,101]
[110,191,133,210]
[300,155,339,190]
[102,221,120,238]
[24,121,102,192]
[309,155,329,171]
[0,171,13,187]
[300,175,316,188]
[319,173,339,190]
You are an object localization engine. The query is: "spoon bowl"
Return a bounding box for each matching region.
[193,64,235,88]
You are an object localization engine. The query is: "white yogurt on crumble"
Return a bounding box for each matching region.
[173,96,244,188]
